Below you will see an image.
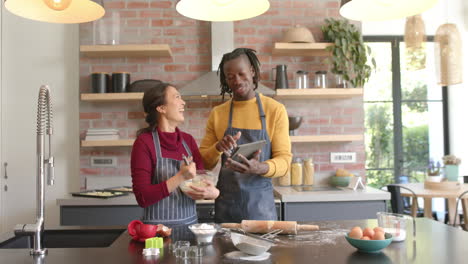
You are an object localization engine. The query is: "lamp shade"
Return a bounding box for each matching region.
[340,0,438,21]
[4,0,105,24]
[435,23,462,86]
[404,15,426,71]
[176,0,270,22]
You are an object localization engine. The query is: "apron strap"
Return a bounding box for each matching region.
[228,92,266,130]
[152,129,163,158]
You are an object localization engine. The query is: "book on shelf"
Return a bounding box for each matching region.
[85,134,120,141]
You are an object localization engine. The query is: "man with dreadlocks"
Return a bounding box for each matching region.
[199,48,292,222]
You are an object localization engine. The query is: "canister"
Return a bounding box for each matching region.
[314,71,328,88]
[303,158,314,185]
[291,158,303,186]
[91,72,110,93]
[112,72,130,93]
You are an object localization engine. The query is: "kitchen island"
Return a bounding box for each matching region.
[0,218,465,263]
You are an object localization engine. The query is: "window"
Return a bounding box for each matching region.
[363,36,446,188]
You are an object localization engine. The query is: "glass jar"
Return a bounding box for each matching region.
[278,169,291,186]
[291,158,303,186]
[334,74,349,88]
[303,158,314,185]
[314,71,328,88]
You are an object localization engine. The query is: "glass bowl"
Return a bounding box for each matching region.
[188,223,219,244]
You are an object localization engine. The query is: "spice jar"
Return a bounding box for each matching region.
[291,158,303,186]
[303,158,314,185]
[278,169,291,186]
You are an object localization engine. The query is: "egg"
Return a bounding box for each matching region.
[373,231,385,240]
[361,236,371,240]
[348,226,363,239]
[374,227,384,234]
[362,227,375,238]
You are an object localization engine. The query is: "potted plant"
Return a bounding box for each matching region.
[321,18,375,88]
[427,159,441,178]
[442,155,461,182]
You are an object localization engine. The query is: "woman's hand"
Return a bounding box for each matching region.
[179,157,196,180]
[216,131,241,155]
[184,179,220,200]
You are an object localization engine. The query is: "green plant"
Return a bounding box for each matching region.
[321,18,375,88]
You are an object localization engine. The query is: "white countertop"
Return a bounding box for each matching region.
[273,186,390,203]
[57,194,281,206]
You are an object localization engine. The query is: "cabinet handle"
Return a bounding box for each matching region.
[4,185,7,192]
[4,162,7,179]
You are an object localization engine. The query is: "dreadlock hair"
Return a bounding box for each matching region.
[217,48,261,100]
[136,82,173,136]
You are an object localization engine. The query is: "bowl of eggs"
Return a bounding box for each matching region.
[345,226,393,253]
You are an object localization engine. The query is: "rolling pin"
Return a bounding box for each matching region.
[221,220,319,235]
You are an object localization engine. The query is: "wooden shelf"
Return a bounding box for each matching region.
[81,93,227,102]
[81,135,362,147]
[275,88,363,99]
[81,93,143,102]
[80,44,172,57]
[290,135,363,143]
[81,139,135,147]
[272,42,333,56]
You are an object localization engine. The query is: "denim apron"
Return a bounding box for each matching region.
[214,93,277,223]
[141,130,197,240]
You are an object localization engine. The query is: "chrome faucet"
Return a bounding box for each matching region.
[14,85,54,255]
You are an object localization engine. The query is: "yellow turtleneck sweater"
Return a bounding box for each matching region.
[199,94,292,178]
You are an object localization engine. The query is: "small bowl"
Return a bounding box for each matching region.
[230,232,274,256]
[345,233,393,253]
[188,223,219,244]
[330,176,352,187]
[288,116,303,131]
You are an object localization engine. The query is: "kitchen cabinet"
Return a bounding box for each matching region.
[57,197,282,226]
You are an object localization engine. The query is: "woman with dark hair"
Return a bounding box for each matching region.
[131,82,219,230]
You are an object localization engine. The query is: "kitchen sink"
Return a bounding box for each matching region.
[0,229,125,249]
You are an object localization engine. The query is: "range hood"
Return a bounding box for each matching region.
[180,22,275,97]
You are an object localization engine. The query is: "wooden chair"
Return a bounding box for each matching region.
[453,190,468,230]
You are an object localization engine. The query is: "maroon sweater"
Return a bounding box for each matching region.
[131,127,204,208]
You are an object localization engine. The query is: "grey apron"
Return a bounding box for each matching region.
[142,130,197,240]
[215,93,277,223]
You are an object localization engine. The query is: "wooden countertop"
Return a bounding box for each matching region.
[0,218,465,264]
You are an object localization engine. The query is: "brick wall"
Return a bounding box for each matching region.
[79,0,365,189]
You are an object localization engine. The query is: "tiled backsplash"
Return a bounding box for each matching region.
[79,0,364,189]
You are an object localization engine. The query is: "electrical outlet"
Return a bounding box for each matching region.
[330,152,356,163]
[91,156,117,167]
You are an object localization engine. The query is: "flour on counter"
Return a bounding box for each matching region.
[274,228,349,246]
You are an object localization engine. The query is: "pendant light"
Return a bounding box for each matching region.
[4,0,105,24]
[176,0,270,22]
[435,23,462,85]
[404,15,426,71]
[339,0,438,21]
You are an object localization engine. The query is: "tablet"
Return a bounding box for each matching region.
[230,140,267,163]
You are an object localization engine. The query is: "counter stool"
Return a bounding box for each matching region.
[453,190,468,230]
